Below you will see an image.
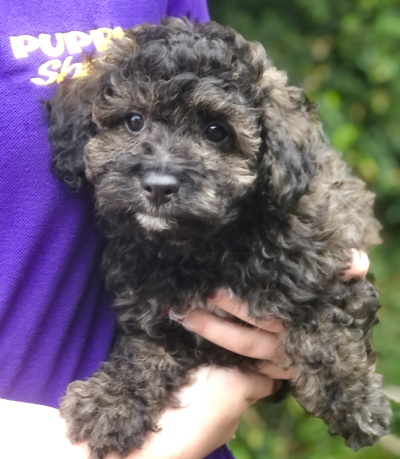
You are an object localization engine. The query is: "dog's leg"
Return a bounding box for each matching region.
[285,280,391,449]
[60,333,190,459]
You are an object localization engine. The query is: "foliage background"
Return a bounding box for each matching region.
[208,1,400,458]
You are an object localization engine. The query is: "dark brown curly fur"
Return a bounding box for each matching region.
[47,18,391,459]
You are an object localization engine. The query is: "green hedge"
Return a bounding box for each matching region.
[208,1,400,457]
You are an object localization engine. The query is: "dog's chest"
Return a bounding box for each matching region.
[111,234,278,310]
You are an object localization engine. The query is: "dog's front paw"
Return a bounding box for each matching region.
[60,378,154,459]
[339,374,391,450]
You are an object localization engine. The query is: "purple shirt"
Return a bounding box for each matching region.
[0,1,233,458]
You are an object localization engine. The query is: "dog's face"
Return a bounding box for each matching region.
[48,19,319,240]
[86,71,262,237]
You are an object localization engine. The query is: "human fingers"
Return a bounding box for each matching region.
[179,366,276,409]
[342,248,369,281]
[207,249,368,334]
[208,289,285,333]
[181,309,279,361]
[215,367,277,405]
[241,371,277,404]
[257,360,296,380]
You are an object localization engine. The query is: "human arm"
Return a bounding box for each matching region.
[0,306,283,459]
[0,368,277,459]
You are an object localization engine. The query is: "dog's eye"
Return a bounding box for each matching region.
[125,114,145,132]
[204,123,229,144]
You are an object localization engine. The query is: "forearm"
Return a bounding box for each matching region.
[0,399,89,459]
[0,365,265,459]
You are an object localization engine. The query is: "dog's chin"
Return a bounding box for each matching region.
[135,213,173,233]
[134,209,229,244]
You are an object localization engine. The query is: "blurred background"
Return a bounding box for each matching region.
[208,1,400,458]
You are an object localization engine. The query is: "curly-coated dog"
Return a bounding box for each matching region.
[47,18,391,459]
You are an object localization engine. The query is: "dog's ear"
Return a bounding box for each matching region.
[258,66,320,209]
[46,67,107,191]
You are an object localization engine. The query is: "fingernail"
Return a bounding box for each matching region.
[359,251,370,275]
[169,310,187,324]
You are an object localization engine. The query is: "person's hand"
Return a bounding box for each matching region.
[179,289,294,380]
[180,249,370,374]
[120,365,277,459]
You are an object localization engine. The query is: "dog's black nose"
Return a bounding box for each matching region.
[141,172,180,206]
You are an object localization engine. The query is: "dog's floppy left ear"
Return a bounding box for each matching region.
[258,67,320,209]
[46,69,105,191]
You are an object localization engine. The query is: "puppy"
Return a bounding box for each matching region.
[47,18,391,459]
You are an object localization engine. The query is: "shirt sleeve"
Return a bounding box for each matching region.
[166,0,210,22]
[204,444,235,459]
